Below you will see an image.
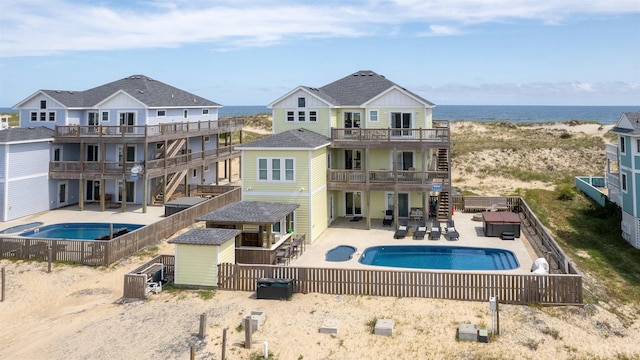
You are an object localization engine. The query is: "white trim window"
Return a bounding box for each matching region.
[620,136,626,154]
[202,109,209,115]
[183,109,188,119]
[636,139,640,153]
[30,112,37,122]
[157,110,166,117]
[622,173,627,192]
[309,111,317,122]
[369,110,378,122]
[101,111,109,122]
[258,157,295,182]
[49,112,56,122]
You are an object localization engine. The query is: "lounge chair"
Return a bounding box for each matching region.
[445,220,460,241]
[382,210,394,226]
[429,221,442,240]
[413,220,427,240]
[393,220,411,239]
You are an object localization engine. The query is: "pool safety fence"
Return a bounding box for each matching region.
[217,263,583,305]
[0,187,241,266]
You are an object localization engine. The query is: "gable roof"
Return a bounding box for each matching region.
[16,75,222,109]
[197,201,300,224]
[611,112,640,136]
[235,128,330,150]
[270,70,434,108]
[0,126,54,144]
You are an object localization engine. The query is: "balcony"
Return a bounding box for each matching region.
[605,143,618,161]
[327,169,449,191]
[53,118,244,142]
[49,144,241,179]
[330,123,449,149]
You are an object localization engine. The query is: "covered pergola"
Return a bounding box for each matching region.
[196,201,300,264]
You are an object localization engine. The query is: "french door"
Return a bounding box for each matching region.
[345,192,362,217]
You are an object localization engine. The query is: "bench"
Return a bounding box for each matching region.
[463,197,509,212]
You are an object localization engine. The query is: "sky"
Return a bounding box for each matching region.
[1,0,639,107]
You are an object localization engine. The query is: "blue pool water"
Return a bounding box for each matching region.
[19,223,143,240]
[326,245,357,262]
[359,245,519,270]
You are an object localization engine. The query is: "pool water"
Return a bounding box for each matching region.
[19,223,143,240]
[325,245,357,262]
[359,245,519,270]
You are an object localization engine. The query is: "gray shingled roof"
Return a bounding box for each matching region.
[0,126,54,143]
[611,112,640,135]
[39,75,221,108]
[167,228,240,245]
[302,70,434,107]
[197,201,300,224]
[235,128,330,149]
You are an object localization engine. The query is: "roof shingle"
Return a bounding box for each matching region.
[197,201,300,224]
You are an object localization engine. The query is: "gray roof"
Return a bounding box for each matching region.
[197,201,300,224]
[0,126,54,143]
[168,228,240,245]
[37,75,221,108]
[611,112,640,135]
[302,70,434,107]
[236,128,330,149]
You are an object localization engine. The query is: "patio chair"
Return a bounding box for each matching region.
[394,220,411,239]
[275,245,292,265]
[445,220,460,241]
[413,220,427,240]
[429,221,442,240]
[382,210,394,226]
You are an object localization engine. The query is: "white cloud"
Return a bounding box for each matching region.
[1,0,639,57]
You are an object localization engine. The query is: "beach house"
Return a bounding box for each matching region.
[8,75,242,219]
[606,111,640,249]
[237,70,451,244]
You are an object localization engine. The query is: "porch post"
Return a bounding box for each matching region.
[100,179,105,212]
[78,175,84,211]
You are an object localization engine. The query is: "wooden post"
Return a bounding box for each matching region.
[199,313,207,339]
[244,316,252,349]
[496,298,500,335]
[47,246,52,273]
[221,328,228,360]
[190,346,195,360]
[1,266,5,302]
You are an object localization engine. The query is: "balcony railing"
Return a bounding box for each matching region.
[327,169,448,185]
[50,145,240,176]
[331,124,449,144]
[605,143,618,161]
[54,118,244,139]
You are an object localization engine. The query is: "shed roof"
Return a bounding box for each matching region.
[168,228,240,245]
[197,201,300,224]
[0,126,54,144]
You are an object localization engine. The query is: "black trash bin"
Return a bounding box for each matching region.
[256,278,294,300]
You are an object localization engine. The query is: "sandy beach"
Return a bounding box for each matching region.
[1,121,639,360]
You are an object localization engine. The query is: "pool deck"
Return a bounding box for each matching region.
[0,204,166,234]
[290,212,537,275]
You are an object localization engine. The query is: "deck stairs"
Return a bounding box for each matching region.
[435,148,451,221]
[154,138,186,159]
[150,170,188,205]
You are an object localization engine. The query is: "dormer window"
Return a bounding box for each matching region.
[40,100,47,109]
[298,97,306,108]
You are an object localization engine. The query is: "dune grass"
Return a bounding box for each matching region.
[524,187,640,318]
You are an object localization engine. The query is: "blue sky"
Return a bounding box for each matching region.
[1,0,639,107]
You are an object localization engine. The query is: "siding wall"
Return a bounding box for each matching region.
[7,176,50,220]
[218,239,235,264]
[0,145,5,179]
[174,244,218,287]
[272,108,331,137]
[242,150,309,193]
[310,189,327,243]
[0,182,5,222]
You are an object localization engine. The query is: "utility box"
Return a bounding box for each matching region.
[478,328,489,343]
[458,323,478,342]
[256,278,294,300]
[489,297,497,311]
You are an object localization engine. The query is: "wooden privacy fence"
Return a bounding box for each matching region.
[0,187,240,266]
[123,254,175,300]
[218,263,583,305]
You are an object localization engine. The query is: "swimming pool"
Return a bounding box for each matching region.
[325,245,357,262]
[19,223,143,240]
[358,245,519,270]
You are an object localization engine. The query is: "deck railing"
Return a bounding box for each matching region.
[331,125,449,144]
[217,263,583,305]
[54,118,244,139]
[0,187,241,266]
[327,169,449,185]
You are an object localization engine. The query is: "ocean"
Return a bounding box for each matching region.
[220,105,639,125]
[2,105,638,125]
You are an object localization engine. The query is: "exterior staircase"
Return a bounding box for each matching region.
[150,138,189,205]
[436,148,450,221]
